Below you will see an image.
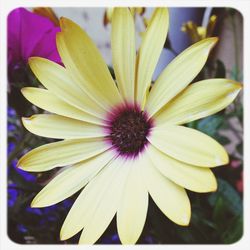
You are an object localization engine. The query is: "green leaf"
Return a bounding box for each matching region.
[208,178,243,216]
[231,65,243,82]
[212,196,225,223]
[196,115,224,137]
[222,215,243,244]
[186,120,198,129]
[217,136,231,145]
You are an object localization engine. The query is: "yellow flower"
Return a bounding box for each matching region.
[18,8,241,244]
[103,7,145,26]
[182,15,217,43]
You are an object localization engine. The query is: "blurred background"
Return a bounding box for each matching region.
[7,7,243,244]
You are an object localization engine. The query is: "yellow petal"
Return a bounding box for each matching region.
[79,158,131,244]
[22,114,104,139]
[60,156,130,243]
[17,138,110,172]
[21,87,104,125]
[112,8,136,102]
[147,145,217,192]
[146,37,218,116]
[117,155,148,244]
[142,153,191,226]
[155,79,242,125]
[31,150,114,207]
[28,57,106,119]
[57,18,122,110]
[148,124,229,167]
[136,8,169,106]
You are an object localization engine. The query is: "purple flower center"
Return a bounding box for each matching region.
[106,105,153,157]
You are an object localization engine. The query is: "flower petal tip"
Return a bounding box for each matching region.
[59,230,68,241]
[27,57,35,66]
[31,196,49,208]
[211,183,218,193]
[224,79,242,88]
[204,37,219,50]
[59,17,73,31]
[195,37,218,54]
[21,116,33,126]
[181,214,191,226]
[30,200,38,208]
[231,80,243,91]
[220,152,229,166]
[16,160,22,169]
[28,56,41,65]
[59,17,67,28]
[210,36,219,43]
[16,155,27,170]
[20,87,27,96]
[214,157,228,167]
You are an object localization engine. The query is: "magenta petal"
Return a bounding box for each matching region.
[31,27,61,64]
[8,8,22,65]
[8,8,61,65]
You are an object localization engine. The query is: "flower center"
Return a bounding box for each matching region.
[106,105,153,157]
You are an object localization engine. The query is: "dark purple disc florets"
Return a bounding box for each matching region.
[105,104,153,157]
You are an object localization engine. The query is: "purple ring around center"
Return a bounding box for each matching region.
[102,102,154,159]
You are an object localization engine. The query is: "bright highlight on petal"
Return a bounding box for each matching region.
[112,8,136,102]
[155,79,242,125]
[18,138,110,172]
[148,124,229,167]
[146,37,218,116]
[22,114,105,139]
[136,8,169,106]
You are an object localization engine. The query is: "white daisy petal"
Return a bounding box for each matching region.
[147,145,217,192]
[148,124,229,167]
[22,114,105,139]
[21,87,104,125]
[18,138,110,172]
[31,150,115,207]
